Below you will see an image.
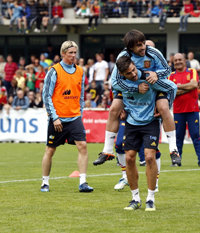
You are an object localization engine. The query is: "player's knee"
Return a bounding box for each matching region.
[157,102,169,116]
[145,154,155,165]
[109,103,122,118]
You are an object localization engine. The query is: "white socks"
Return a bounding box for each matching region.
[42,176,49,186]
[117,153,126,167]
[79,173,86,185]
[165,130,178,152]
[103,131,117,154]
[146,189,155,203]
[131,189,140,202]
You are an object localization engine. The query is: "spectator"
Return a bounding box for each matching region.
[187,51,200,73]
[168,0,182,17]
[84,92,97,108]
[34,92,43,108]
[88,80,101,105]
[14,69,26,90]
[53,54,61,65]
[0,87,7,110]
[8,79,18,98]
[159,0,171,30]
[75,1,90,18]
[27,90,36,108]
[25,0,37,31]
[9,0,28,34]
[12,89,29,110]
[93,53,109,92]
[51,0,64,32]
[169,53,200,167]
[108,53,116,78]
[86,58,95,84]
[35,65,45,93]
[2,0,10,19]
[0,55,6,80]
[97,94,110,109]
[4,95,14,116]
[4,54,18,94]
[87,0,100,32]
[78,58,87,74]
[25,66,36,92]
[39,53,49,72]
[168,52,175,72]
[120,0,129,17]
[178,0,194,32]
[18,56,26,70]
[34,0,49,33]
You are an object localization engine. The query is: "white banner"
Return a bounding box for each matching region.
[0,108,48,142]
[0,108,194,144]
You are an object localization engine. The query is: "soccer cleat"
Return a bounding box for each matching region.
[40,184,49,192]
[154,186,159,193]
[79,182,93,192]
[114,178,129,190]
[145,200,156,211]
[140,161,146,166]
[170,150,181,166]
[124,200,141,210]
[93,152,115,166]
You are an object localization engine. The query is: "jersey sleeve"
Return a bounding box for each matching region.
[42,68,58,121]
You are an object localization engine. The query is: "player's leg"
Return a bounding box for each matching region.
[142,119,160,211]
[123,122,142,210]
[41,146,56,192]
[145,148,157,211]
[138,144,146,166]
[186,112,200,166]
[155,149,161,192]
[93,96,124,165]
[156,95,181,166]
[72,118,93,192]
[114,121,128,190]
[174,113,186,166]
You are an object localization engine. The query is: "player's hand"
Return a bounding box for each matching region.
[138,82,149,94]
[154,108,161,117]
[120,109,127,120]
[145,71,158,84]
[53,118,63,132]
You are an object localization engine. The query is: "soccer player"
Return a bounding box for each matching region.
[169,53,200,167]
[93,30,181,167]
[41,40,93,192]
[114,56,159,211]
[114,119,161,192]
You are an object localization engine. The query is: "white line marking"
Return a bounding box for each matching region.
[0,168,199,184]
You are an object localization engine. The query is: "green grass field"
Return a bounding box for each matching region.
[0,143,200,233]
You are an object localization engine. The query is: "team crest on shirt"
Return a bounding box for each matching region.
[144,60,151,68]
[187,74,191,80]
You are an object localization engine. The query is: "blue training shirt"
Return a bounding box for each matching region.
[42,60,85,122]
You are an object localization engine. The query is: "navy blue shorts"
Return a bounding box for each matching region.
[113,91,123,99]
[123,120,160,151]
[46,117,86,147]
[156,91,168,101]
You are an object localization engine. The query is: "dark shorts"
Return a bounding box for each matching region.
[123,120,160,151]
[46,117,86,147]
[156,91,168,101]
[113,91,123,99]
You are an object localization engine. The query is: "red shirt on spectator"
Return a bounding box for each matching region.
[4,62,18,82]
[184,3,193,14]
[35,70,45,89]
[52,5,64,18]
[169,68,199,113]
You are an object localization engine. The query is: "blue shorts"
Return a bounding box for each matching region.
[123,120,160,151]
[46,117,86,147]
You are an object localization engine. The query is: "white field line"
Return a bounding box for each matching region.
[0,168,199,184]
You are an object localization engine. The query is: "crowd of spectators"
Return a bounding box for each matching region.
[0,51,117,115]
[1,0,200,33]
[0,49,200,115]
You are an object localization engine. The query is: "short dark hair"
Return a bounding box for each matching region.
[116,56,133,74]
[123,29,146,51]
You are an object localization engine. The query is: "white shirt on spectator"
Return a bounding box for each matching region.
[189,59,200,71]
[94,60,109,81]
